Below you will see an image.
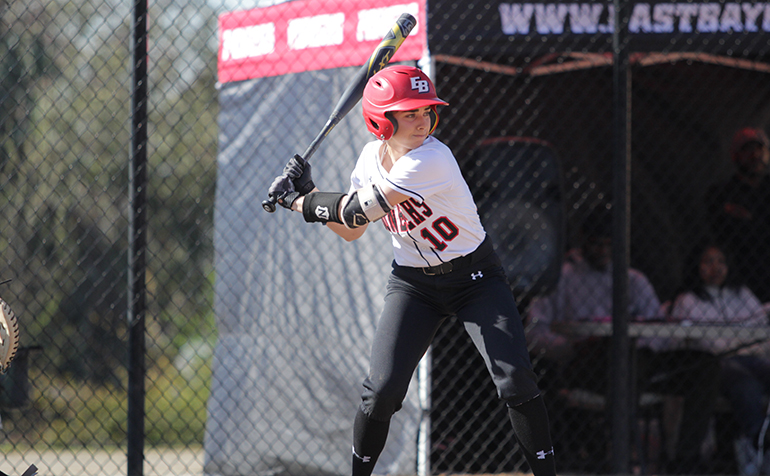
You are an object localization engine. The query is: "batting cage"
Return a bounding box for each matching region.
[2,0,770,476]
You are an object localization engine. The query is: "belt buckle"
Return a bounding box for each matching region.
[423,262,452,275]
[422,266,438,276]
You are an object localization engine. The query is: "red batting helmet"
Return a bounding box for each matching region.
[362,65,448,140]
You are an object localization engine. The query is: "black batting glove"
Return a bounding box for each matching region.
[268,174,300,210]
[283,154,315,196]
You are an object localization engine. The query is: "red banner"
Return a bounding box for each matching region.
[218,0,427,84]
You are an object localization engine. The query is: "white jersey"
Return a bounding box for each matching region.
[349,136,486,268]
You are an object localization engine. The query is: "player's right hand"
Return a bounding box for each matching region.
[268,174,300,210]
[283,154,315,195]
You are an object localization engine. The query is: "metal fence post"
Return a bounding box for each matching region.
[611,0,632,473]
[417,351,432,476]
[128,0,148,473]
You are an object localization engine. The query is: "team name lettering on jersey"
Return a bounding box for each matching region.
[382,198,432,232]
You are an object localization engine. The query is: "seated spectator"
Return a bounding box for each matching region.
[668,241,770,476]
[527,207,721,474]
[707,126,770,303]
[527,207,661,365]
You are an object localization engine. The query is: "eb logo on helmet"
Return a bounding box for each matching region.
[410,77,430,93]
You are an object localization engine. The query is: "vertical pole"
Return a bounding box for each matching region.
[610,0,632,473]
[128,0,148,472]
[417,353,432,476]
[416,54,435,476]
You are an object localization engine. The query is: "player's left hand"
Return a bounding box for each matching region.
[268,174,300,210]
[283,154,315,195]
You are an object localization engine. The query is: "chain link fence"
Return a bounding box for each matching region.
[2,0,770,475]
[1,0,218,471]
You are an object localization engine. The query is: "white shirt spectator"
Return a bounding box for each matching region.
[668,285,767,354]
[527,249,661,361]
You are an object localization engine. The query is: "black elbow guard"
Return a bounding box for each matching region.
[341,184,392,229]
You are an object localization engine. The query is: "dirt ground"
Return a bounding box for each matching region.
[0,448,203,476]
[1,449,534,476]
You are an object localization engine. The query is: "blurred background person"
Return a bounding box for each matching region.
[707,127,770,303]
[668,241,770,476]
[527,206,660,368]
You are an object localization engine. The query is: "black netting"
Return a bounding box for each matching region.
[2,1,769,475]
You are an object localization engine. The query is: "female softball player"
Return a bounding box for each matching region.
[268,65,556,476]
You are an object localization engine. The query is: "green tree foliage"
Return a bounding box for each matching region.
[0,0,219,388]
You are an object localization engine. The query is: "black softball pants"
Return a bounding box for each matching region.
[352,249,556,476]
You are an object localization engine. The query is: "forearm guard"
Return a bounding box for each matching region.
[302,192,344,224]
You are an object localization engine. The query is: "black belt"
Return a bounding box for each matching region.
[420,237,494,276]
